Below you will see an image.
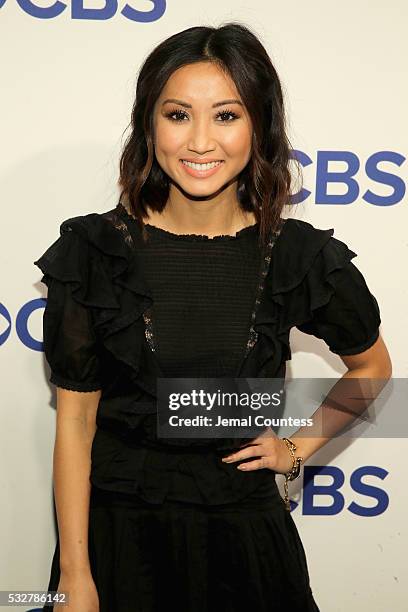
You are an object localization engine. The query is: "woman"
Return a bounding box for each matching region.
[34,23,391,612]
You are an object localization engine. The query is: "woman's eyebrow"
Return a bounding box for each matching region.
[161,98,243,108]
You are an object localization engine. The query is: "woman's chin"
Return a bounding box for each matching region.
[170,175,237,200]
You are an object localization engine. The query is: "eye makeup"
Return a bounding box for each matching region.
[164,108,240,123]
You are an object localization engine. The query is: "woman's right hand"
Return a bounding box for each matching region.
[53,570,99,611]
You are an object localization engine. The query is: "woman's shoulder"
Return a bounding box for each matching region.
[37,203,135,260]
[59,203,134,245]
[268,216,358,294]
[269,217,381,356]
[278,216,335,242]
[33,203,140,297]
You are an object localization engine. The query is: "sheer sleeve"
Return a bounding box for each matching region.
[41,275,102,391]
[296,260,381,356]
[34,221,104,392]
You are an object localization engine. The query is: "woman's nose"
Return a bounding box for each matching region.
[187,117,216,153]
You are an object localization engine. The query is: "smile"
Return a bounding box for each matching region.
[180,159,224,178]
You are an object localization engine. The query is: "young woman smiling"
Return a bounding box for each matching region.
[35,22,391,612]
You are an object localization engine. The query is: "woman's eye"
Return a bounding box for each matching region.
[166,109,188,122]
[215,110,239,122]
[165,109,239,123]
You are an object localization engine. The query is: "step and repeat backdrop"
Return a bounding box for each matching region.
[1,1,406,610]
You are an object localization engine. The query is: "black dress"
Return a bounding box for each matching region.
[34,202,381,612]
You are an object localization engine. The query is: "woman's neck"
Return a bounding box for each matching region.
[144,196,256,238]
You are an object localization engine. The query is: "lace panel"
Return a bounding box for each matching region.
[243,221,285,358]
[102,208,134,247]
[103,206,156,350]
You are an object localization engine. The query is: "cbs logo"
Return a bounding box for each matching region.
[0,0,166,21]
[290,465,389,516]
[0,299,45,350]
[292,150,405,206]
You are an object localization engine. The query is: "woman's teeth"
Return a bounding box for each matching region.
[181,160,223,170]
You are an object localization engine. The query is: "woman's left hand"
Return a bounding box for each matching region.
[221,427,294,475]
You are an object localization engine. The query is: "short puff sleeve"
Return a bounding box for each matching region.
[296,258,381,356]
[34,230,102,392]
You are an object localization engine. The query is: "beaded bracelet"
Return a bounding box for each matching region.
[282,437,303,512]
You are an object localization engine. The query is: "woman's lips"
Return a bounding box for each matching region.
[179,159,224,178]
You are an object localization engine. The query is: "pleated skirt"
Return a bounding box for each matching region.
[43,477,320,612]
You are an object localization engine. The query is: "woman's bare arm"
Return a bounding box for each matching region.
[221,335,393,476]
[53,387,101,576]
[290,334,392,460]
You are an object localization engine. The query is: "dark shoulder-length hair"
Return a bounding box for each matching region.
[118,22,301,248]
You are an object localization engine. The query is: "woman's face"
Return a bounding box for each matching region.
[152,61,253,198]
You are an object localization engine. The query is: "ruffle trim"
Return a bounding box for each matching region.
[269,217,358,327]
[34,211,156,399]
[240,218,358,372]
[142,220,260,242]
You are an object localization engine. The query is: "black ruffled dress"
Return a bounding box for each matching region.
[34,202,381,612]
